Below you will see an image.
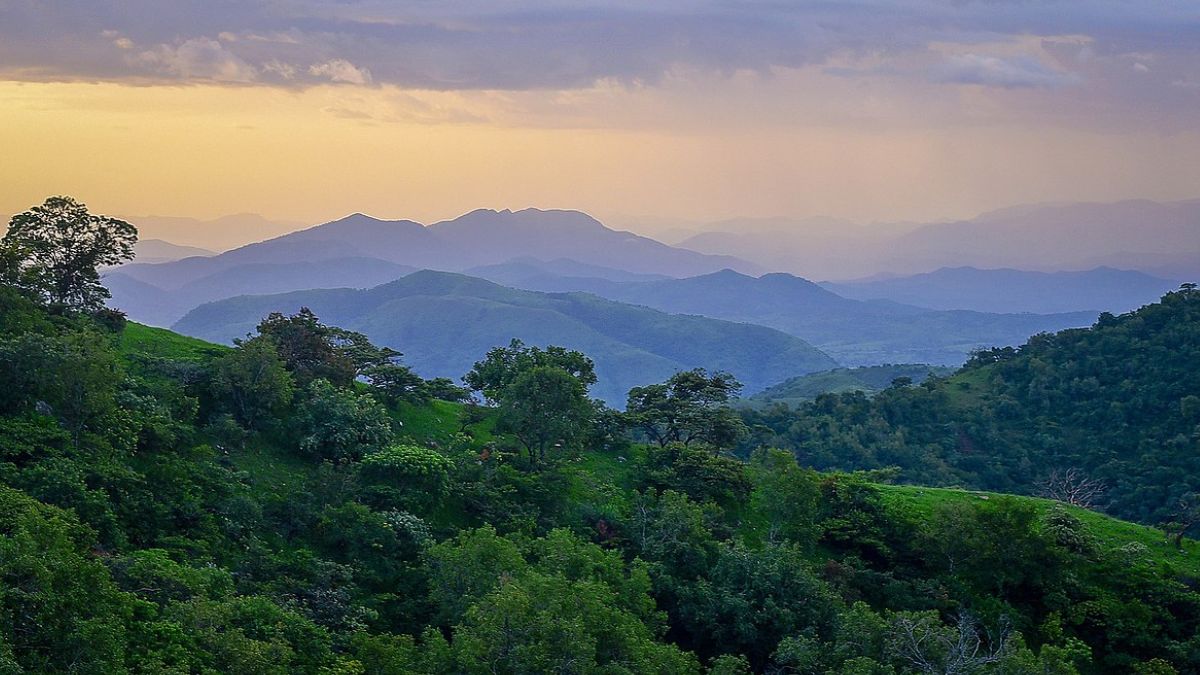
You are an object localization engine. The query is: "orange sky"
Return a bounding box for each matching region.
[3,0,1199,240]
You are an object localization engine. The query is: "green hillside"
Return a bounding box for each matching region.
[173,270,837,403]
[119,321,231,361]
[744,286,1200,525]
[747,364,955,406]
[3,273,1200,673]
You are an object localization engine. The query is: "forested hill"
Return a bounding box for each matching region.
[0,285,1197,673]
[745,285,1200,525]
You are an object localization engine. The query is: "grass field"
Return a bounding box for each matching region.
[878,484,1200,577]
[120,322,230,362]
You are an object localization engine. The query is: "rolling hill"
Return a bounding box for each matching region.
[463,266,1098,366]
[746,364,955,407]
[172,270,837,403]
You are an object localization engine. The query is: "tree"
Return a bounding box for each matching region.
[885,611,1014,675]
[625,369,746,451]
[499,365,593,467]
[359,444,454,511]
[210,338,294,430]
[254,309,356,387]
[465,341,597,468]
[1163,493,1200,550]
[0,327,123,448]
[2,196,137,311]
[363,363,425,404]
[1038,467,1107,509]
[296,379,394,462]
[464,339,596,404]
[748,448,821,545]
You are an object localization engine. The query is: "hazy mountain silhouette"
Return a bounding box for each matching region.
[464,257,670,285]
[463,267,1097,366]
[173,271,836,403]
[131,239,214,264]
[105,208,759,324]
[883,199,1200,278]
[823,266,1181,315]
[122,213,304,252]
[105,257,416,326]
[672,199,1200,280]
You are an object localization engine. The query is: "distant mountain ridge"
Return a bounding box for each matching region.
[131,239,214,264]
[120,213,304,252]
[823,266,1181,315]
[106,208,760,325]
[673,198,1200,280]
[173,270,837,404]
[464,264,1098,366]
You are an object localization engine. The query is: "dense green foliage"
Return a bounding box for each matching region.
[3,211,1199,673]
[1,294,1198,672]
[743,287,1200,526]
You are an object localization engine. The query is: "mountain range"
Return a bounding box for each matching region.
[674,199,1200,281]
[464,264,1098,366]
[131,239,214,264]
[105,208,757,325]
[823,266,1181,315]
[173,271,837,403]
[103,203,1185,384]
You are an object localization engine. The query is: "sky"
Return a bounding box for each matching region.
[1,0,1198,236]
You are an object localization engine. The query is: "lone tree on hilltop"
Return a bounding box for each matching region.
[1,196,137,311]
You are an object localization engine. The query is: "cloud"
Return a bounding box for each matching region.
[931,53,1081,88]
[135,37,258,83]
[309,59,372,85]
[0,0,1195,107]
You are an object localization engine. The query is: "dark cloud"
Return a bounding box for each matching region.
[0,0,1197,97]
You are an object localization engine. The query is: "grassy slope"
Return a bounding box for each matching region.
[878,484,1200,578]
[120,322,231,362]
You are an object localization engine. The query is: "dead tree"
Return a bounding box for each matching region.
[889,611,1012,675]
[1037,468,1107,509]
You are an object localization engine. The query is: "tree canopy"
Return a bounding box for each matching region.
[2,196,136,311]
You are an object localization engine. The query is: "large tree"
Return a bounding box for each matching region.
[2,196,137,311]
[210,337,294,430]
[465,341,597,467]
[499,365,594,467]
[464,339,596,404]
[625,369,746,452]
[253,308,401,388]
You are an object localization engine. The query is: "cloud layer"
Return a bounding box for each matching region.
[1,0,1197,99]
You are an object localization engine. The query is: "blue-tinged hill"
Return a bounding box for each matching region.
[173,270,837,403]
[465,265,1098,366]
